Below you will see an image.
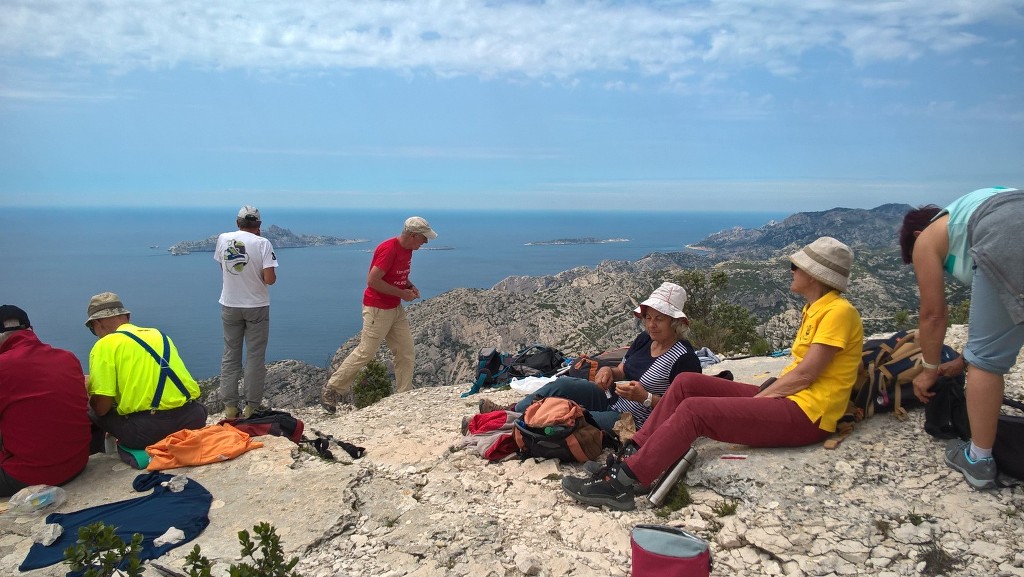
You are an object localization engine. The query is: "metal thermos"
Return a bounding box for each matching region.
[647,447,698,507]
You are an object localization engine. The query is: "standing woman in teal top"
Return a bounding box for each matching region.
[900,186,1024,490]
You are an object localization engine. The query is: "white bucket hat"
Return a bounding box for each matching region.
[634,282,688,320]
[790,236,853,292]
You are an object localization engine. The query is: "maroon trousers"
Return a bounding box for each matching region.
[625,373,829,486]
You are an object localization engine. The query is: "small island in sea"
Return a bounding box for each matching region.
[525,237,630,246]
[168,224,368,255]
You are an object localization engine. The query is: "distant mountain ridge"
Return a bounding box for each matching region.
[168,224,366,255]
[690,203,913,258]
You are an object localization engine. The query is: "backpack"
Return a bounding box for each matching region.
[923,371,970,441]
[849,330,960,420]
[565,346,628,381]
[506,344,567,380]
[994,397,1024,481]
[513,397,604,462]
[461,344,566,398]
[219,409,305,443]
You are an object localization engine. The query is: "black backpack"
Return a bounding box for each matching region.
[512,397,605,462]
[475,347,512,387]
[923,372,970,441]
[506,344,566,379]
[994,397,1024,481]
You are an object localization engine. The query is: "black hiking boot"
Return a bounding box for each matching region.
[562,463,642,511]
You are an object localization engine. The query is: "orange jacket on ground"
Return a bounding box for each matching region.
[146,424,263,471]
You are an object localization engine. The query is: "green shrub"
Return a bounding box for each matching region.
[64,523,145,577]
[673,270,763,355]
[352,358,392,408]
[65,522,302,577]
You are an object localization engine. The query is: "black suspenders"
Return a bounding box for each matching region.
[114,330,192,413]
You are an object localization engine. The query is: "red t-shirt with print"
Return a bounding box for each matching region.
[362,237,412,310]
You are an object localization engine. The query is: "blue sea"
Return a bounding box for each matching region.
[3,208,786,379]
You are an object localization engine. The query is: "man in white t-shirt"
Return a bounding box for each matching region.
[214,205,278,418]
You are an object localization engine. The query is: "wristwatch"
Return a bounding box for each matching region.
[643,392,653,408]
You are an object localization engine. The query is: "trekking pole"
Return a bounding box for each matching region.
[647,448,698,507]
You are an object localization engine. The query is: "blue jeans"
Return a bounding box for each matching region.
[513,377,621,433]
[965,268,1024,375]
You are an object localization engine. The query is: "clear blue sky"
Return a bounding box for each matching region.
[1,1,1022,212]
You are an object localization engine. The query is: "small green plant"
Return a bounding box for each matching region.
[711,499,738,517]
[906,510,933,526]
[64,523,145,577]
[654,482,692,517]
[893,309,913,331]
[948,299,970,325]
[920,540,960,576]
[352,358,392,408]
[65,522,302,577]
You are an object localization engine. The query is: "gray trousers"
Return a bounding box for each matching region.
[90,401,209,450]
[220,305,270,407]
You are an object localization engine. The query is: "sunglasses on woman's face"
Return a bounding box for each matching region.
[790,262,798,272]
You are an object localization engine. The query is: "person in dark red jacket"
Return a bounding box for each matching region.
[0,305,91,497]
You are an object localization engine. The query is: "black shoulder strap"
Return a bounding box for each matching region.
[114,330,191,412]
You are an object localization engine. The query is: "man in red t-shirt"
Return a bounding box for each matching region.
[321,217,437,412]
[0,305,91,496]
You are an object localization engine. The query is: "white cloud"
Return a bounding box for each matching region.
[0,0,1018,85]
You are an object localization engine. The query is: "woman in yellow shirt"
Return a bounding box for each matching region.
[563,237,863,511]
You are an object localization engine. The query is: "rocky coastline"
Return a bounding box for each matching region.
[168,224,366,255]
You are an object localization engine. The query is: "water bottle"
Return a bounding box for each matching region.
[7,485,67,516]
[647,448,698,507]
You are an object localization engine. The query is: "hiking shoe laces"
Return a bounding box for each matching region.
[944,439,997,490]
[584,441,640,476]
[561,465,640,511]
[321,387,339,414]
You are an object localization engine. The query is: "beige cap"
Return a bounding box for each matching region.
[404,216,437,240]
[85,292,131,327]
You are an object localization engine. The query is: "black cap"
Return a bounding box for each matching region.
[0,305,31,333]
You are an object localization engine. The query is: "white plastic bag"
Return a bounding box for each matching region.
[509,375,556,395]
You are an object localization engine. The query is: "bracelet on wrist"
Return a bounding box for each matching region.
[920,359,940,370]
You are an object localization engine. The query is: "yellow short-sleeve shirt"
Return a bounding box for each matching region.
[87,323,200,415]
[779,291,863,432]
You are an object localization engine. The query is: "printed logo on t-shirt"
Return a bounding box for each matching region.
[223,240,249,274]
[271,251,276,261]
